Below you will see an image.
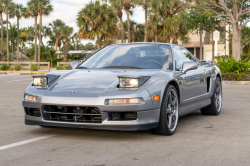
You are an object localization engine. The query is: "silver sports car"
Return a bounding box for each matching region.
[23,43,222,135]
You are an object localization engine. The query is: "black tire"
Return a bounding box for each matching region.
[201,77,222,115]
[152,85,179,135]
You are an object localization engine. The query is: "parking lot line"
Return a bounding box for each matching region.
[0,135,55,151]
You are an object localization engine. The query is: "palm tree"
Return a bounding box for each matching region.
[37,0,53,62]
[77,1,117,49]
[3,0,14,62]
[47,49,56,67]
[108,0,124,43]
[123,0,134,43]
[37,24,51,46]
[49,19,65,51]
[26,0,39,62]
[10,3,23,61]
[135,0,151,42]
[9,23,17,59]
[0,1,4,60]
[61,26,73,62]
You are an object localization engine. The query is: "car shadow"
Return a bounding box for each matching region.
[25,110,205,141]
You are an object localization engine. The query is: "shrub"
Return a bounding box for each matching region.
[216,56,250,74]
[30,64,38,71]
[65,65,71,70]
[14,64,21,71]
[56,65,63,70]
[241,53,250,62]
[0,64,10,70]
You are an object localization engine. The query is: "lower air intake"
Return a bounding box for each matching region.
[42,105,102,123]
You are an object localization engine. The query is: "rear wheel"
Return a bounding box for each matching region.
[152,85,179,135]
[201,77,222,115]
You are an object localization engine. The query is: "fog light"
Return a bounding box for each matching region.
[108,98,141,104]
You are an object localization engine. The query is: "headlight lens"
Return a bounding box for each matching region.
[108,98,141,104]
[119,78,139,88]
[33,77,47,86]
[24,95,38,102]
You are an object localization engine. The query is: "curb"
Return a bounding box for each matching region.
[222,81,250,85]
[0,71,49,75]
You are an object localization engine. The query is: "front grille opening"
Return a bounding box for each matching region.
[109,112,137,121]
[25,108,41,117]
[42,105,102,123]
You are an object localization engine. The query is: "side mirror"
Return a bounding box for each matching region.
[182,61,198,74]
[70,62,79,69]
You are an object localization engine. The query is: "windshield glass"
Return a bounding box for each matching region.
[78,44,173,70]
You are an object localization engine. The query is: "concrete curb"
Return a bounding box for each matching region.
[222,81,250,85]
[0,71,49,75]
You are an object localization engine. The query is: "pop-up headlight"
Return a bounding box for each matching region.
[118,76,150,88]
[32,74,60,88]
[33,77,47,87]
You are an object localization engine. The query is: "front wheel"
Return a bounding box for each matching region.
[201,77,222,115]
[152,85,179,135]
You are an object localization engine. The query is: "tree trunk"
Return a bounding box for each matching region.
[155,35,158,42]
[22,44,24,62]
[113,35,116,44]
[145,8,148,42]
[200,29,203,60]
[34,16,38,62]
[232,25,241,60]
[97,36,101,50]
[55,37,58,51]
[172,36,178,44]
[12,42,13,59]
[126,9,130,43]
[0,12,3,61]
[119,16,124,43]
[17,17,20,62]
[63,42,70,62]
[6,13,9,62]
[212,31,214,60]
[166,36,170,43]
[38,14,42,62]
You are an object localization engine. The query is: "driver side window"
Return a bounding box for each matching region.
[173,46,194,70]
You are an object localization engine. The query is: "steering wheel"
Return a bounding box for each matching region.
[142,60,162,69]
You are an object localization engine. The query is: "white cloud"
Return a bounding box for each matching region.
[4,0,145,45]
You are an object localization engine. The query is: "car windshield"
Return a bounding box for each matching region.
[78,44,173,70]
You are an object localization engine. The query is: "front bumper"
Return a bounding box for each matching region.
[25,108,160,131]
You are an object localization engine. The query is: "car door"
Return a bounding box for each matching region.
[173,46,208,114]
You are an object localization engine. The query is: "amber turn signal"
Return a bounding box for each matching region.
[153,96,159,101]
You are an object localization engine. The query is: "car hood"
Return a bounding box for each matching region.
[44,69,160,97]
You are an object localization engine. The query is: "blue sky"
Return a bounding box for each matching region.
[4,0,145,45]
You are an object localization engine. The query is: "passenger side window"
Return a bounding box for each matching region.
[172,46,194,70]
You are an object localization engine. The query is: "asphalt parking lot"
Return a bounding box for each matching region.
[0,73,250,166]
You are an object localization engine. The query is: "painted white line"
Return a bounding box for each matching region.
[0,135,55,151]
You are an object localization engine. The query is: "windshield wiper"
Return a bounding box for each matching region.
[78,66,89,69]
[102,66,144,69]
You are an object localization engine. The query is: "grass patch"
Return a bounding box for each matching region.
[14,64,21,71]
[0,64,10,70]
[56,65,63,70]
[30,64,38,71]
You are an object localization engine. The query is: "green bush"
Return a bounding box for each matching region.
[241,53,250,62]
[65,65,71,70]
[14,64,21,71]
[0,64,10,70]
[30,64,38,71]
[56,65,63,70]
[216,56,250,74]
